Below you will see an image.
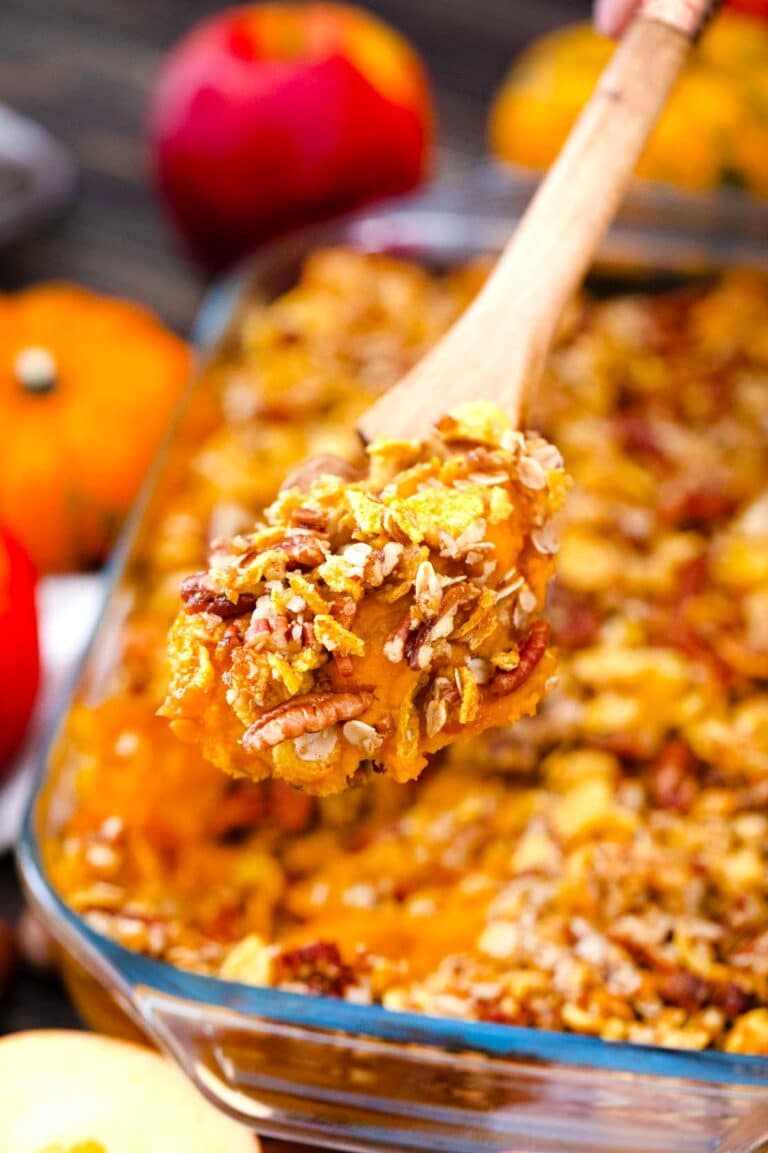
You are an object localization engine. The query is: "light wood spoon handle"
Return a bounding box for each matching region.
[358,0,715,444]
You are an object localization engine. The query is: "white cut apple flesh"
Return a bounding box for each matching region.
[0,1030,258,1153]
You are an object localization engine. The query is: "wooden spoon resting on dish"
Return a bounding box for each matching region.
[161,0,716,794]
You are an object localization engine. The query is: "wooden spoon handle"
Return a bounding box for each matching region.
[359,3,713,444]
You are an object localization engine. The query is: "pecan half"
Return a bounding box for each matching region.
[612,411,666,463]
[290,505,328,531]
[658,971,710,1014]
[181,573,257,619]
[275,940,354,996]
[677,553,709,601]
[277,530,329,570]
[490,619,550,696]
[243,690,374,752]
[333,653,355,678]
[659,481,737,529]
[648,739,698,813]
[714,981,758,1019]
[548,584,601,650]
[404,621,433,670]
[245,614,291,652]
[328,593,357,628]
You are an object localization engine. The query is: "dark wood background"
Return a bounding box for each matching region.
[0,0,589,1144]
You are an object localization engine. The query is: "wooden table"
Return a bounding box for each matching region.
[0,0,590,1145]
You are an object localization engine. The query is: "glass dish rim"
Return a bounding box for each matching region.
[19,823,768,1087]
[18,162,768,1091]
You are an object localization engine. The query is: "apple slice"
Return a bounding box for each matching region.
[0,1031,258,1153]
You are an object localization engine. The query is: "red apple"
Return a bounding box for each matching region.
[0,523,39,771]
[727,0,768,16]
[149,3,434,270]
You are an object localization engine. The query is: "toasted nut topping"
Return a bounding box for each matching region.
[341,542,373,573]
[278,532,330,569]
[181,574,257,619]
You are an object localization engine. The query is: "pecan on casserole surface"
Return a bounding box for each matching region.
[44,252,768,1055]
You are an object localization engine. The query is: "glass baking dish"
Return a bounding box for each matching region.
[18,163,768,1153]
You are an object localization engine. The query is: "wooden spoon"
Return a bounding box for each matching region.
[358,0,718,445]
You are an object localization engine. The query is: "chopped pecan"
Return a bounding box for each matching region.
[404,621,433,670]
[181,573,257,619]
[242,690,374,753]
[440,582,481,618]
[612,411,666,462]
[490,619,550,696]
[666,618,732,686]
[383,612,411,664]
[277,530,329,570]
[290,505,328,531]
[328,593,357,628]
[659,481,737,529]
[275,940,354,996]
[548,584,601,649]
[658,971,710,1014]
[648,739,698,812]
[216,621,246,662]
[245,614,291,652]
[403,583,480,669]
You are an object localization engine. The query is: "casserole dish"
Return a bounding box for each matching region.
[19,163,768,1153]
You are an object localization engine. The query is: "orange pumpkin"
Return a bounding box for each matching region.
[0,284,191,572]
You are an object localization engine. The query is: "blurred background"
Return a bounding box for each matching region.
[2,0,591,330]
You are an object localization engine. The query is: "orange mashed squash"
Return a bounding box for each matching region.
[45,251,768,1053]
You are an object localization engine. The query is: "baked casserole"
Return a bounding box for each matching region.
[46,250,768,1054]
